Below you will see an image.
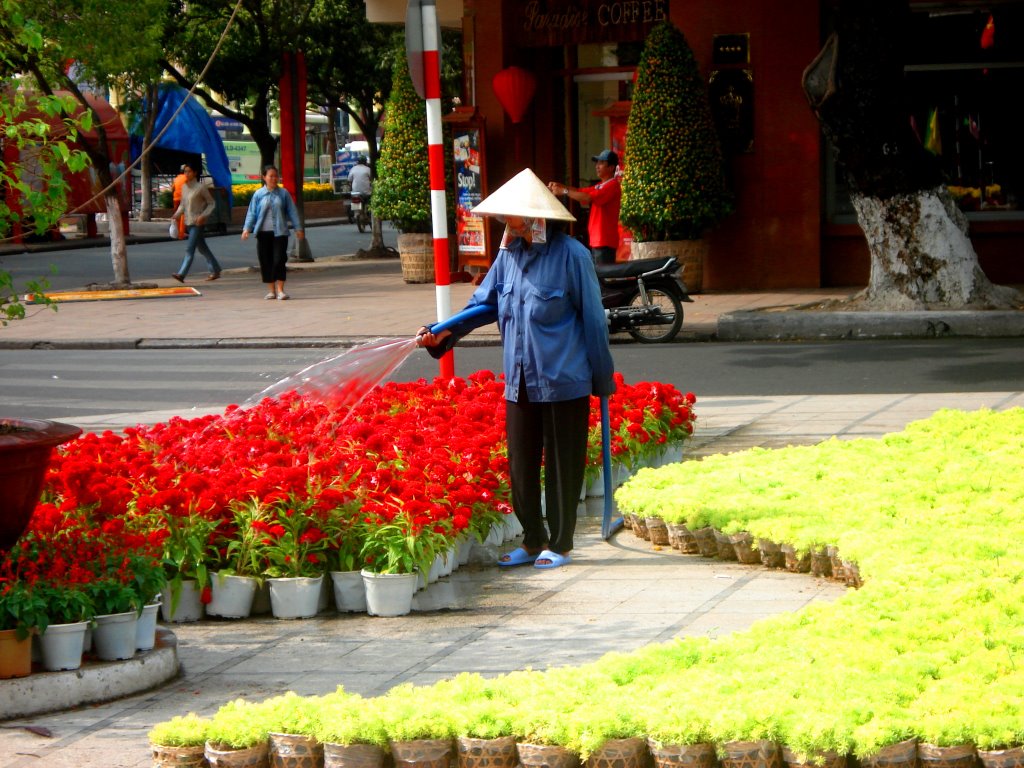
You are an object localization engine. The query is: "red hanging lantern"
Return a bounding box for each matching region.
[492,66,537,124]
[980,14,995,49]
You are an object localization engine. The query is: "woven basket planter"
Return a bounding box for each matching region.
[713,529,738,561]
[205,742,270,768]
[728,532,761,565]
[841,560,863,588]
[826,546,846,581]
[672,524,700,554]
[861,739,918,768]
[979,748,1024,768]
[633,517,651,541]
[152,744,208,767]
[693,527,719,558]
[518,743,581,768]
[324,743,386,768]
[781,544,811,573]
[918,744,977,768]
[757,539,785,569]
[588,738,650,768]
[809,547,832,578]
[268,733,323,768]
[781,747,846,768]
[457,737,518,768]
[646,517,671,546]
[391,739,453,768]
[721,741,781,768]
[647,741,716,768]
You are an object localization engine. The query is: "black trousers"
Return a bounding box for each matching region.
[505,381,590,554]
[256,232,289,283]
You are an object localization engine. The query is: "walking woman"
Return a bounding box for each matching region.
[171,163,222,282]
[241,165,304,300]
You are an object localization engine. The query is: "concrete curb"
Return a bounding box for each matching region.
[717,310,1024,341]
[0,628,179,720]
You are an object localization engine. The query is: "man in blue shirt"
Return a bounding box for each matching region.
[417,169,615,570]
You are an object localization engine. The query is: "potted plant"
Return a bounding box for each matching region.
[261,692,325,768]
[150,509,217,623]
[619,20,732,292]
[379,682,456,768]
[84,575,141,661]
[33,581,93,671]
[0,578,47,678]
[373,47,454,283]
[149,713,213,768]
[323,502,369,613]
[205,697,272,768]
[207,501,267,619]
[314,687,389,768]
[255,498,329,619]
[359,509,443,617]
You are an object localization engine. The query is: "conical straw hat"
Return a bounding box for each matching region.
[471,168,576,222]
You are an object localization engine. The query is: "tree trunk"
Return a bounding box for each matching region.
[138,83,159,222]
[852,188,1019,309]
[802,0,1021,310]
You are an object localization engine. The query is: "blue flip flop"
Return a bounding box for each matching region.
[533,549,572,569]
[498,547,539,567]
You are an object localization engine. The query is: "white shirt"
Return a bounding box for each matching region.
[347,164,372,196]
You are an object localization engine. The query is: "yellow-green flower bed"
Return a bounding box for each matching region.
[152,408,1024,760]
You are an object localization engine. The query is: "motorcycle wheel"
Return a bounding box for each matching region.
[357,213,367,233]
[627,288,684,343]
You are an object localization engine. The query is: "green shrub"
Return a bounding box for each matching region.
[620,21,732,241]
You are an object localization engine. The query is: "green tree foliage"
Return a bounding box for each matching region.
[372,49,456,235]
[620,21,732,241]
[161,0,299,168]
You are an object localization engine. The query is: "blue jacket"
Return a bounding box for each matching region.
[242,186,302,237]
[431,227,615,402]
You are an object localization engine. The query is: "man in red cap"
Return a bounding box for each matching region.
[548,149,621,264]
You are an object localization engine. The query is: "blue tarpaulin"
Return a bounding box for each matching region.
[130,84,233,206]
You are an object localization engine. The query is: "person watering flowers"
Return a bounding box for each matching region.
[416,168,615,570]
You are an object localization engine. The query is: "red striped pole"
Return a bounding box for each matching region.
[419,0,454,379]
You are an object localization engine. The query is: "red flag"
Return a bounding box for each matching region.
[980,14,995,49]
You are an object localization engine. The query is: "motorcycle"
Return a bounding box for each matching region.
[349,190,371,233]
[596,256,693,343]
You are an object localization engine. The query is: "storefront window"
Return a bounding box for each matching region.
[827,3,1023,223]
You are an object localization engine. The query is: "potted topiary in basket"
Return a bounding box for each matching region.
[619,20,732,292]
[372,46,454,284]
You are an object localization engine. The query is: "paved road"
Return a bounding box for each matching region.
[2,339,1022,430]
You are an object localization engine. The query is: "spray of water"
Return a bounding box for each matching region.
[242,336,420,417]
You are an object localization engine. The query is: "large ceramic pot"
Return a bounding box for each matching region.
[0,418,81,551]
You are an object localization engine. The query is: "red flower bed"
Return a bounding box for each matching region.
[8,372,695,591]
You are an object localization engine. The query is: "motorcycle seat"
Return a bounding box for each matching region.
[594,256,679,280]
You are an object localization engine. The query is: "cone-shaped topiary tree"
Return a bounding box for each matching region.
[620,20,732,241]
[372,53,432,234]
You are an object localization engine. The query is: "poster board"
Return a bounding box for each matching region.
[445,107,490,272]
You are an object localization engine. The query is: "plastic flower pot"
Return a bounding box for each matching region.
[38,620,88,671]
[0,628,33,678]
[207,573,258,619]
[92,610,139,661]
[162,580,205,623]
[330,570,367,613]
[361,570,417,617]
[136,601,162,651]
[267,575,323,619]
